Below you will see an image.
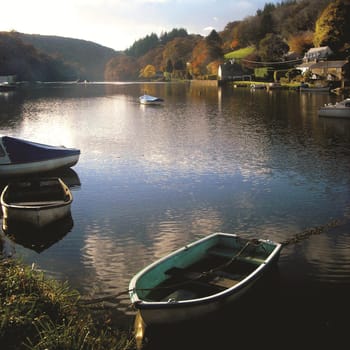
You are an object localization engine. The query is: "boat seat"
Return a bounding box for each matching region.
[207,246,266,265]
[165,267,203,280]
[11,200,65,206]
[165,267,240,290]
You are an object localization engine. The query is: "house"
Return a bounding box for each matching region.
[310,60,348,81]
[296,60,349,86]
[0,75,16,84]
[218,61,251,83]
[303,46,333,62]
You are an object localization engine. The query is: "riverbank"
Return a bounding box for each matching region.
[0,257,135,350]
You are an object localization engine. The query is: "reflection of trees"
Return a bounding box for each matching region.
[0,91,24,127]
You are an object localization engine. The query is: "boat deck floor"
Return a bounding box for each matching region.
[145,254,259,302]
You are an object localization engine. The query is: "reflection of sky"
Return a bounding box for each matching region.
[2,84,350,301]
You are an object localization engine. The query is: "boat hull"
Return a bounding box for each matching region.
[129,232,282,326]
[0,154,79,177]
[318,107,350,118]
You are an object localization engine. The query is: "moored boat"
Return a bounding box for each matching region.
[129,232,282,326]
[1,177,73,229]
[299,83,330,93]
[139,94,164,105]
[318,98,350,118]
[0,135,80,177]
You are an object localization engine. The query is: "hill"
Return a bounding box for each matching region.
[13,32,118,81]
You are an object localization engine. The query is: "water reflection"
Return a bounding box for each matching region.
[3,214,74,253]
[1,83,350,339]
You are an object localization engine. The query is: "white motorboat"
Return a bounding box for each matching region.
[318,98,350,118]
[139,94,164,105]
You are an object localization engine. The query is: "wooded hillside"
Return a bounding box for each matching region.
[2,0,349,82]
[0,31,117,82]
[105,0,341,81]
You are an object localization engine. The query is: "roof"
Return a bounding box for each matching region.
[311,60,348,69]
[306,46,331,54]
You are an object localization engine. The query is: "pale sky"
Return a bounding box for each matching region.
[2,0,280,51]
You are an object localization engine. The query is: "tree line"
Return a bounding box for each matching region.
[105,0,350,81]
[1,0,349,82]
[0,31,78,82]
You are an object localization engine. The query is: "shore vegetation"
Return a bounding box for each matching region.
[0,258,135,350]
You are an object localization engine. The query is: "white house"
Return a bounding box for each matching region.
[303,46,333,62]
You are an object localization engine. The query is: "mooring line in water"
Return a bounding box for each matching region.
[78,290,131,306]
[280,218,343,247]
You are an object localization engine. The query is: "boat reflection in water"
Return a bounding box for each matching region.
[2,213,74,253]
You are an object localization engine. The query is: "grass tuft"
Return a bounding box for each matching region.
[0,258,135,350]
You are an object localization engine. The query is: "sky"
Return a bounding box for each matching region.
[2,0,281,51]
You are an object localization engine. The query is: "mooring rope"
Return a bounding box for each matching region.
[279,218,343,247]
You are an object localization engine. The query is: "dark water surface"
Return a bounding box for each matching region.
[1,82,350,348]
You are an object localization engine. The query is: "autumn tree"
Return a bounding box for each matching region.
[190,32,223,78]
[288,31,314,55]
[104,54,138,81]
[139,64,156,79]
[313,0,350,55]
[161,36,200,79]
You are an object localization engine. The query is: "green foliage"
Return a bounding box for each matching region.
[258,33,289,62]
[0,32,78,81]
[0,259,134,350]
[254,67,269,78]
[160,28,188,44]
[224,46,255,60]
[125,33,159,58]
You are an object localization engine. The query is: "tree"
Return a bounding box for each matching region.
[139,64,156,79]
[125,33,159,58]
[165,59,173,73]
[104,54,138,81]
[288,31,314,55]
[258,33,289,62]
[313,0,350,53]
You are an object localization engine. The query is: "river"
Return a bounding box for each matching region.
[1,82,350,348]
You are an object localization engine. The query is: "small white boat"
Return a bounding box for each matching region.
[0,82,16,92]
[318,98,350,118]
[0,136,80,177]
[1,177,73,229]
[139,94,164,105]
[299,84,330,93]
[129,232,282,326]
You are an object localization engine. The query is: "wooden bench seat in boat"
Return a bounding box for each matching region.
[165,267,240,290]
[10,200,65,206]
[207,246,266,265]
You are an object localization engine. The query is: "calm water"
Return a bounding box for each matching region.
[1,82,350,347]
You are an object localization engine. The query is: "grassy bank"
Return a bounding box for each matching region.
[0,258,135,350]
